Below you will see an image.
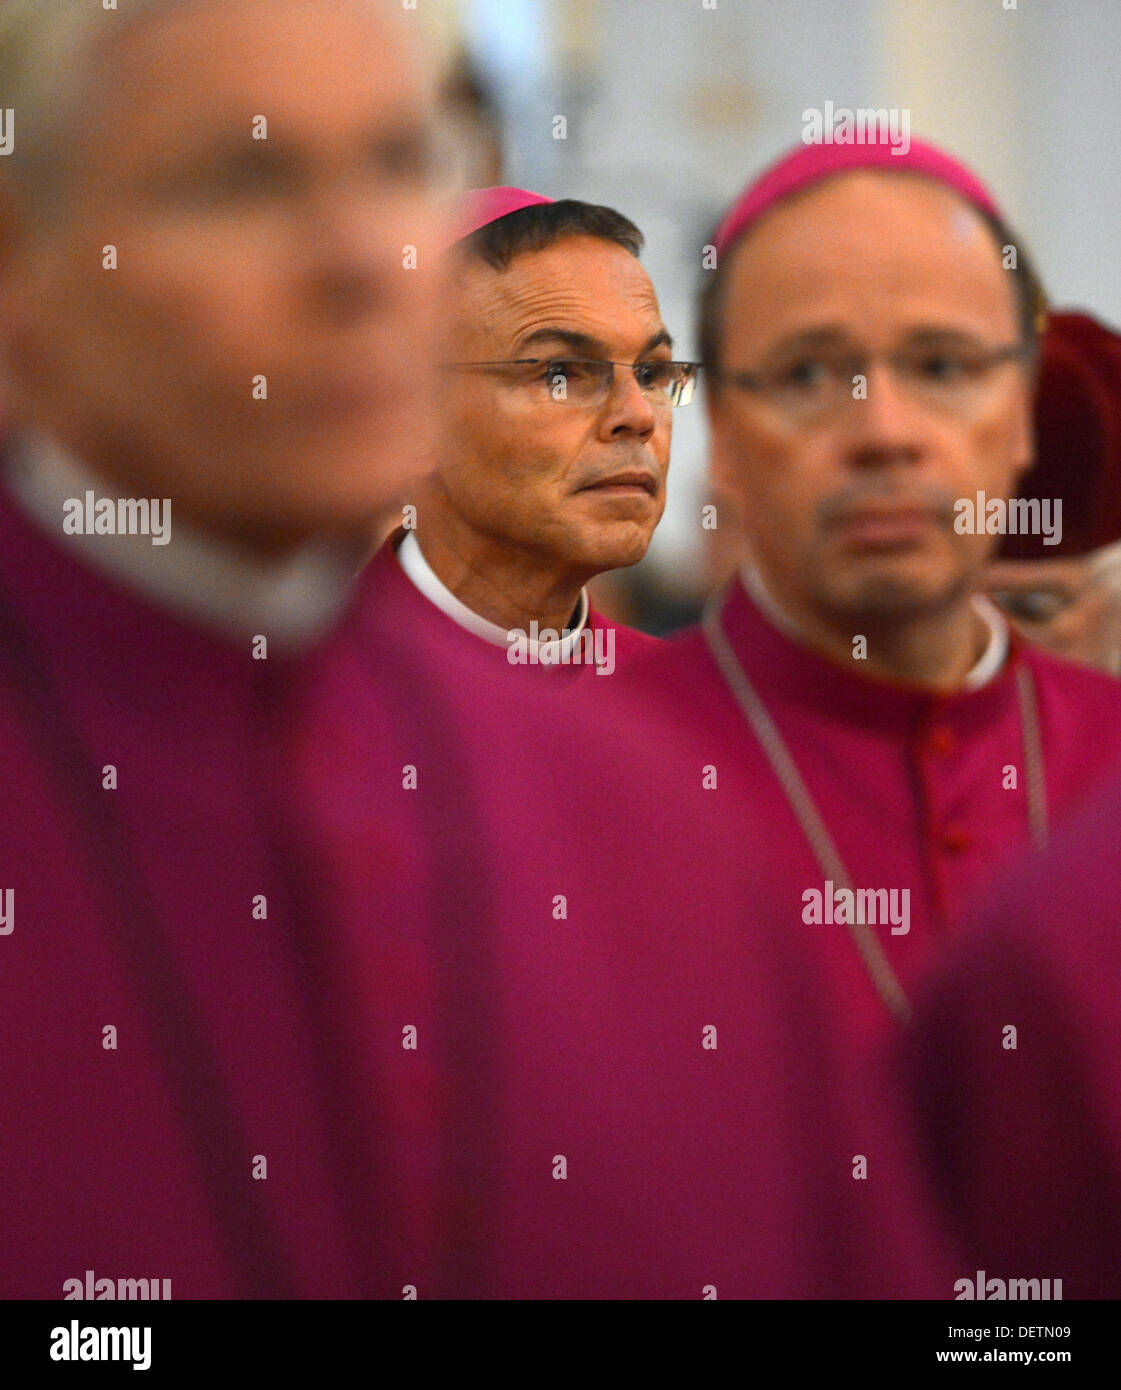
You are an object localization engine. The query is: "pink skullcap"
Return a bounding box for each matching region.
[712,137,1003,258]
[440,186,554,252]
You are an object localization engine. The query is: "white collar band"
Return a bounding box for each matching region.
[396,530,589,656]
[740,563,1009,692]
[4,432,355,651]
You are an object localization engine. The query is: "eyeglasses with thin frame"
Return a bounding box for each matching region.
[712,339,1033,423]
[442,357,700,408]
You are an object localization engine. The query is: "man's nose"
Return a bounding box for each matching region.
[836,360,927,468]
[599,365,658,438]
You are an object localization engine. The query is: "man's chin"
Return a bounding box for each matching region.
[584,536,654,575]
[819,569,972,625]
[557,517,653,575]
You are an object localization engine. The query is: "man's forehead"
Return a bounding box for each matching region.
[79,0,428,147]
[736,170,997,257]
[459,238,662,346]
[722,170,1013,337]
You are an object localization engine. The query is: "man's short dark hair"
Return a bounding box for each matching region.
[458,199,644,271]
[698,195,1046,386]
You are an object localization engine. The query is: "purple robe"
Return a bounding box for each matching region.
[305,540,952,1296]
[366,531,660,675]
[619,574,1121,1058]
[900,775,1121,1299]
[589,572,1121,1301]
[0,487,945,1298]
[0,484,435,1297]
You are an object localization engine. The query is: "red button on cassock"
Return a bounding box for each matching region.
[927,726,955,755]
[940,824,970,853]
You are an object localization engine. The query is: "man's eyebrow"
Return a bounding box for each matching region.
[149,134,299,182]
[640,328,674,356]
[516,329,606,357]
[152,116,427,177]
[766,325,999,353]
[766,327,854,352]
[515,327,675,357]
[901,326,1005,345]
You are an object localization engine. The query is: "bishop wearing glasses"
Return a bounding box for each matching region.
[619,134,1121,1066]
[368,186,699,676]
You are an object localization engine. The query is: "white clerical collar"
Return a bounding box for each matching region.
[962,593,1010,690]
[396,530,590,657]
[740,564,1009,692]
[4,432,355,651]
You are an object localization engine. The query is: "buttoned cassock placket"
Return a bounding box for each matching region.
[620,571,1121,1057]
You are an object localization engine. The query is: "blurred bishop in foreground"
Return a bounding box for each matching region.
[0,0,454,1298]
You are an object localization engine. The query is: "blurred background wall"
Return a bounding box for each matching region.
[426,0,1121,631]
